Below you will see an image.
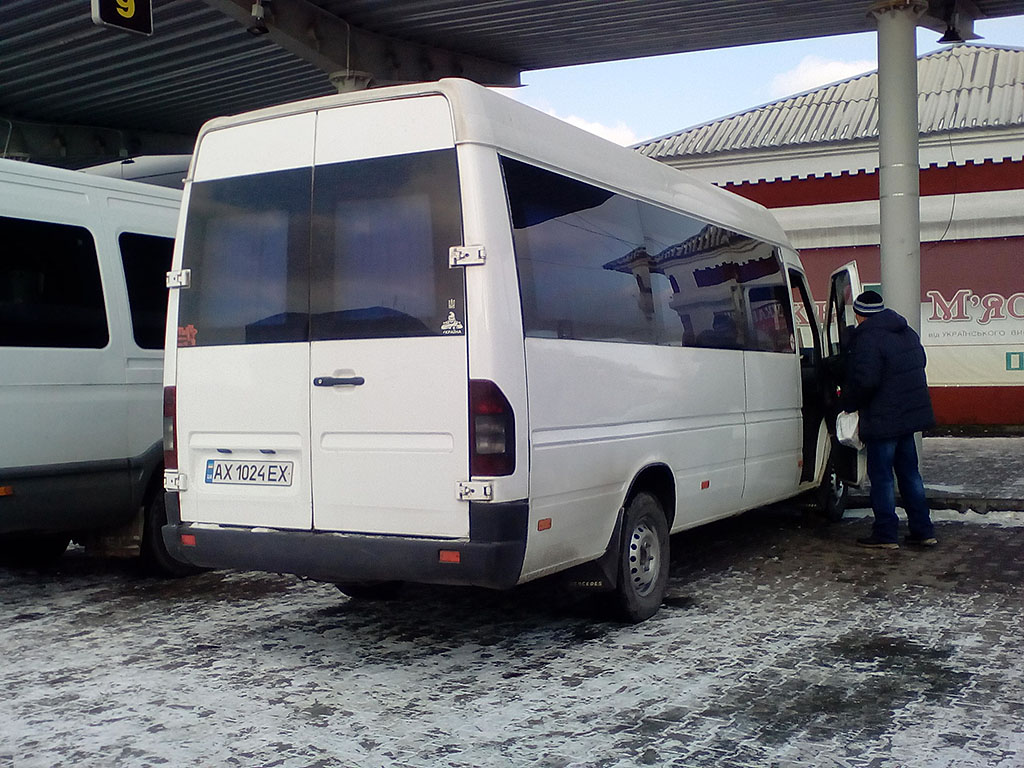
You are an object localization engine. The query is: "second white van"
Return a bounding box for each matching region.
[0,159,189,574]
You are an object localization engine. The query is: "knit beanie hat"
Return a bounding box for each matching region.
[853,290,884,316]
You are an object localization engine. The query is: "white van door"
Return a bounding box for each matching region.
[307,99,471,539]
[174,114,317,531]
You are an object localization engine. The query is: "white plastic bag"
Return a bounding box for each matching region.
[836,410,863,450]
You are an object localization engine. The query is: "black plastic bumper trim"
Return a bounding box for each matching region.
[162,499,528,590]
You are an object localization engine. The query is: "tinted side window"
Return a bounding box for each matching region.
[502,157,657,344]
[0,215,108,348]
[789,269,822,356]
[310,150,464,340]
[646,214,793,353]
[178,167,312,346]
[119,233,174,349]
[747,282,796,353]
[502,157,794,352]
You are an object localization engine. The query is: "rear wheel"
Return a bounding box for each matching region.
[0,533,70,567]
[610,492,669,623]
[141,492,205,577]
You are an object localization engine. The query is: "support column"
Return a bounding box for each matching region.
[870,0,926,333]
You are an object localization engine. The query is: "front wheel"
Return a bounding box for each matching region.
[816,457,848,523]
[610,492,670,623]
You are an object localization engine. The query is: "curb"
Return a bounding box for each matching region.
[847,490,1024,514]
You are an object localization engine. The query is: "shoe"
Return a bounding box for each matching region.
[904,536,938,547]
[856,536,899,549]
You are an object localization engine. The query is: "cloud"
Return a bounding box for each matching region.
[769,55,876,99]
[490,87,640,146]
[543,110,640,146]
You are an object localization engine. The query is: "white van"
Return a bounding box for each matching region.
[0,159,188,573]
[161,79,861,620]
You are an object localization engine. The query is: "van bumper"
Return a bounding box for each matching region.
[162,494,528,590]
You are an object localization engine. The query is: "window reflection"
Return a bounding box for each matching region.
[502,157,795,353]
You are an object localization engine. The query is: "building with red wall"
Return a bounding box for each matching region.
[637,44,1024,427]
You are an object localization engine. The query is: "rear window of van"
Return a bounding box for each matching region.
[177,149,463,347]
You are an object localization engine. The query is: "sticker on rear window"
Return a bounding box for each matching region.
[441,311,464,335]
[178,324,198,347]
[441,299,464,335]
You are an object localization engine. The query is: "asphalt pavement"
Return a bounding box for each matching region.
[2,436,1023,768]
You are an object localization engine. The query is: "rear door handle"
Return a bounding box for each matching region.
[313,376,365,387]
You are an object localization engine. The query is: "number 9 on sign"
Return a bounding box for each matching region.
[91,0,153,36]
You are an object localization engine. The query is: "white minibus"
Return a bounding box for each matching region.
[161,79,860,621]
[0,159,189,573]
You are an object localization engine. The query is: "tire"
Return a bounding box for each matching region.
[0,533,70,567]
[610,492,670,623]
[816,457,848,523]
[140,491,206,577]
[335,581,404,600]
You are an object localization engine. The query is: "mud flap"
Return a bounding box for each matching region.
[561,507,624,591]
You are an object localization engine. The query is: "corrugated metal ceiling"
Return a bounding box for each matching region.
[1,1,334,136]
[635,44,1024,159]
[2,0,1024,140]
[322,0,1024,69]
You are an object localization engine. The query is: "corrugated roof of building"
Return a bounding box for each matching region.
[636,44,1024,160]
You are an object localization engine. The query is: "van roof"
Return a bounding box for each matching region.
[0,157,182,204]
[192,78,792,250]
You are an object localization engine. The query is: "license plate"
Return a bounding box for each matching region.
[205,459,293,486]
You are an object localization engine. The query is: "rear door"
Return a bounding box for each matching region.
[825,261,866,485]
[308,97,471,538]
[175,114,316,530]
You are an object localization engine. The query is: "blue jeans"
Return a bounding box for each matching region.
[866,434,934,543]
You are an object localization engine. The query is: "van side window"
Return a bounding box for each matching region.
[501,157,794,353]
[0,215,108,348]
[501,157,658,344]
[119,233,174,349]
[789,269,822,357]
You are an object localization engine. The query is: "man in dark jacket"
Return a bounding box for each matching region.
[842,290,936,549]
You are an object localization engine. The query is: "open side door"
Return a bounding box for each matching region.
[824,262,866,486]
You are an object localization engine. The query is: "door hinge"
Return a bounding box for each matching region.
[457,481,493,501]
[449,245,486,268]
[164,470,188,492]
[166,268,191,289]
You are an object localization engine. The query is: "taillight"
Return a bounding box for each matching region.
[163,386,177,470]
[469,379,515,477]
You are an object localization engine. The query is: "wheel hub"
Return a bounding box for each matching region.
[628,521,660,596]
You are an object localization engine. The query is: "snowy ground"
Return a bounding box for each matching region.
[2,504,1022,768]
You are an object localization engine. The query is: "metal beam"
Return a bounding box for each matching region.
[201,0,521,90]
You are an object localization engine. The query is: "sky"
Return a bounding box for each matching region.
[495,14,1024,146]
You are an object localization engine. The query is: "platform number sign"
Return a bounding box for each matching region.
[91,0,153,36]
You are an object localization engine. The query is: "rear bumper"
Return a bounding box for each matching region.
[162,494,528,590]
